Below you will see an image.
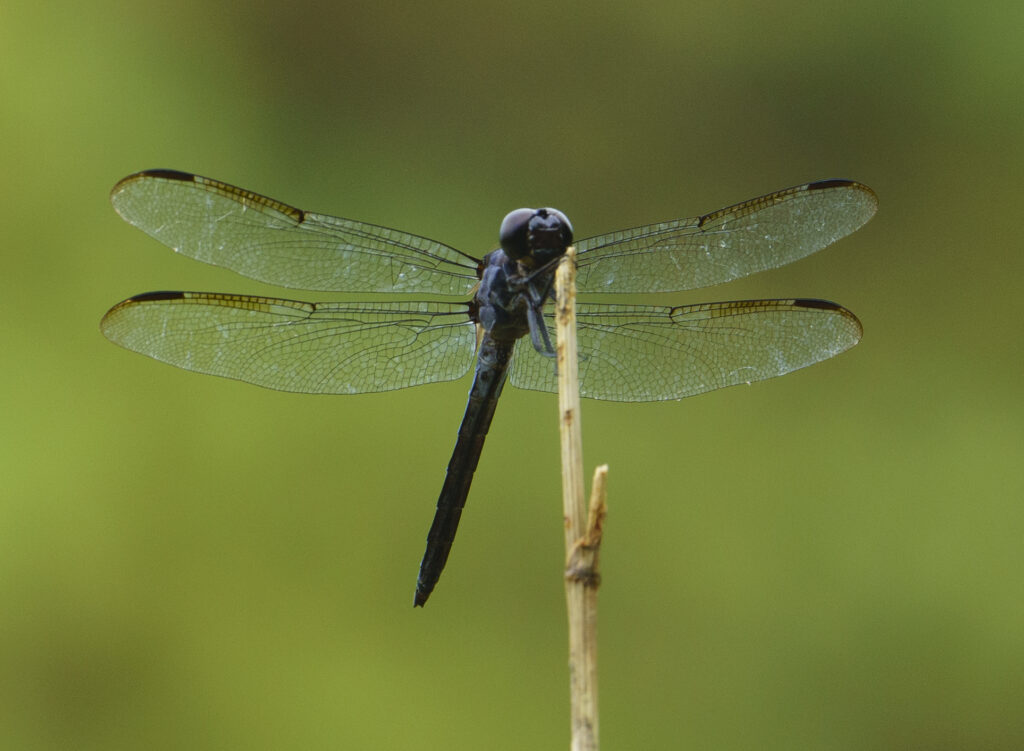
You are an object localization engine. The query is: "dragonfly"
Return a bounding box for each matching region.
[101,170,877,606]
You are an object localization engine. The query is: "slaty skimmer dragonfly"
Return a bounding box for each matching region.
[101,171,876,605]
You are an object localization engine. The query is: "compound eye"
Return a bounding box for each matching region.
[540,208,574,246]
[499,208,536,260]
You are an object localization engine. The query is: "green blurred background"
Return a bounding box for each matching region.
[3,0,1022,748]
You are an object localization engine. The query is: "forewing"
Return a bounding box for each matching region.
[110,170,482,295]
[508,299,862,401]
[574,180,877,293]
[102,293,477,394]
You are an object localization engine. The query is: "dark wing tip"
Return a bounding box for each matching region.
[111,169,197,196]
[125,290,187,303]
[807,178,878,203]
[137,169,196,182]
[806,178,858,191]
[792,297,864,337]
[791,297,843,311]
[101,291,186,328]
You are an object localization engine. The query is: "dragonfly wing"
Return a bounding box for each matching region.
[573,180,877,293]
[508,299,862,401]
[110,170,482,295]
[101,293,477,394]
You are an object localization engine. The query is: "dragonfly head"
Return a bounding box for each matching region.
[499,207,574,268]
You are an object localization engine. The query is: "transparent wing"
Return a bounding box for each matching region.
[110,170,482,295]
[101,292,477,394]
[573,180,877,293]
[508,299,862,401]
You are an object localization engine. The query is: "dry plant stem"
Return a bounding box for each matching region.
[556,246,605,751]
